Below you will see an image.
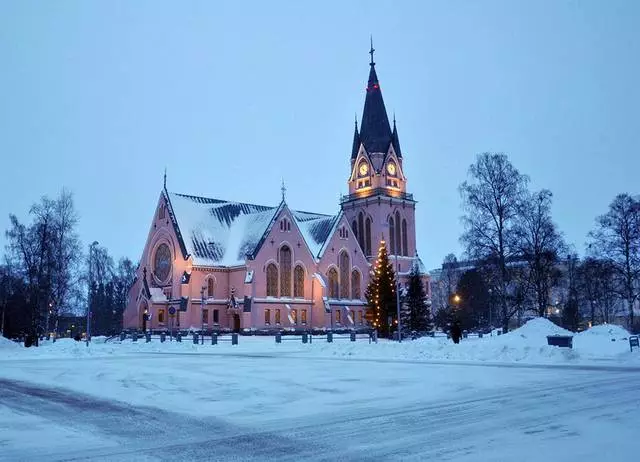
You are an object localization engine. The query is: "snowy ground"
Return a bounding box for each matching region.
[1,320,639,461]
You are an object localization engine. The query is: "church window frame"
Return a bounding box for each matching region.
[266,263,278,297]
[294,265,305,298]
[402,219,408,257]
[395,211,402,257]
[327,267,339,299]
[206,276,215,298]
[365,217,372,256]
[389,216,396,255]
[339,250,350,299]
[351,269,361,300]
[279,245,292,297]
[358,213,364,251]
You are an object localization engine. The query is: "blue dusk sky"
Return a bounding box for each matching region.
[1,0,639,270]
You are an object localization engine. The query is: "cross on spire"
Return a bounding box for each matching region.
[281,179,287,202]
[369,35,375,66]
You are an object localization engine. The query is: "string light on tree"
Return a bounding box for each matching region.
[365,238,397,338]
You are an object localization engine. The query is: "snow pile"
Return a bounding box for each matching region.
[0,335,20,350]
[502,317,572,342]
[573,323,632,358]
[577,323,630,339]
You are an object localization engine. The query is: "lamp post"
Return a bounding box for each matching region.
[86,241,99,347]
[200,286,205,341]
[488,288,493,335]
[395,253,401,342]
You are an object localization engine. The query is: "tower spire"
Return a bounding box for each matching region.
[360,41,391,155]
[280,179,287,202]
[163,168,167,190]
[369,35,375,66]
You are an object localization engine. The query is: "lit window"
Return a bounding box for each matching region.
[158,309,165,324]
[335,310,341,325]
[291,309,297,325]
[202,309,208,324]
[301,309,307,325]
[358,310,363,325]
[264,309,271,325]
[275,309,281,325]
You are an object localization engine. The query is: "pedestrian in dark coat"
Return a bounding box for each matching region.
[450,322,462,344]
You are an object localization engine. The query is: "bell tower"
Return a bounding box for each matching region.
[341,43,417,270]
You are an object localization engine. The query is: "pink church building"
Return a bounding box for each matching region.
[123,48,429,333]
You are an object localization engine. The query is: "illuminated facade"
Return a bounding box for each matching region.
[122,48,427,332]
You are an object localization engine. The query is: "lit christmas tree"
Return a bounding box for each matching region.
[365,238,397,338]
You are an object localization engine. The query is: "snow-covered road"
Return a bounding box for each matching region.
[1,351,639,461]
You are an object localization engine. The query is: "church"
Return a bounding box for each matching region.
[123,47,429,333]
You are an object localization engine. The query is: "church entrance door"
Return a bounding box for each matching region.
[232,314,240,333]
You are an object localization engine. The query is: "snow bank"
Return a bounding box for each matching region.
[504,317,572,340]
[0,335,20,350]
[1,318,639,366]
[577,324,630,339]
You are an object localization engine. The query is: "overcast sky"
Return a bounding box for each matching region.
[1,0,639,270]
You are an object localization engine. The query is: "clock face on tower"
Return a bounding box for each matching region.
[358,162,369,177]
[386,162,396,176]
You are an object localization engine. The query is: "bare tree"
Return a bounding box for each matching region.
[578,257,620,324]
[589,194,640,329]
[459,152,529,332]
[50,190,82,334]
[5,191,82,345]
[515,189,566,317]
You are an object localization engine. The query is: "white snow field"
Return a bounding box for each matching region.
[1,319,639,461]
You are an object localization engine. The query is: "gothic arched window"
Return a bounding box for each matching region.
[388,216,395,255]
[266,264,278,297]
[328,267,339,299]
[207,277,214,298]
[395,211,402,257]
[339,251,350,299]
[402,219,408,257]
[294,265,305,298]
[279,245,292,297]
[358,213,364,251]
[351,269,361,299]
[365,217,372,256]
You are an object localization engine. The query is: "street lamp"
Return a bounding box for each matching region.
[200,286,205,343]
[86,241,99,347]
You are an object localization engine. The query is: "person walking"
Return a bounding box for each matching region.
[450,321,462,344]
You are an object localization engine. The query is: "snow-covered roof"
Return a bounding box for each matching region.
[165,192,337,267]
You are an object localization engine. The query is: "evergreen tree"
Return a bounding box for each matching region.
[365,239,396,338]
[401,265,433,335]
